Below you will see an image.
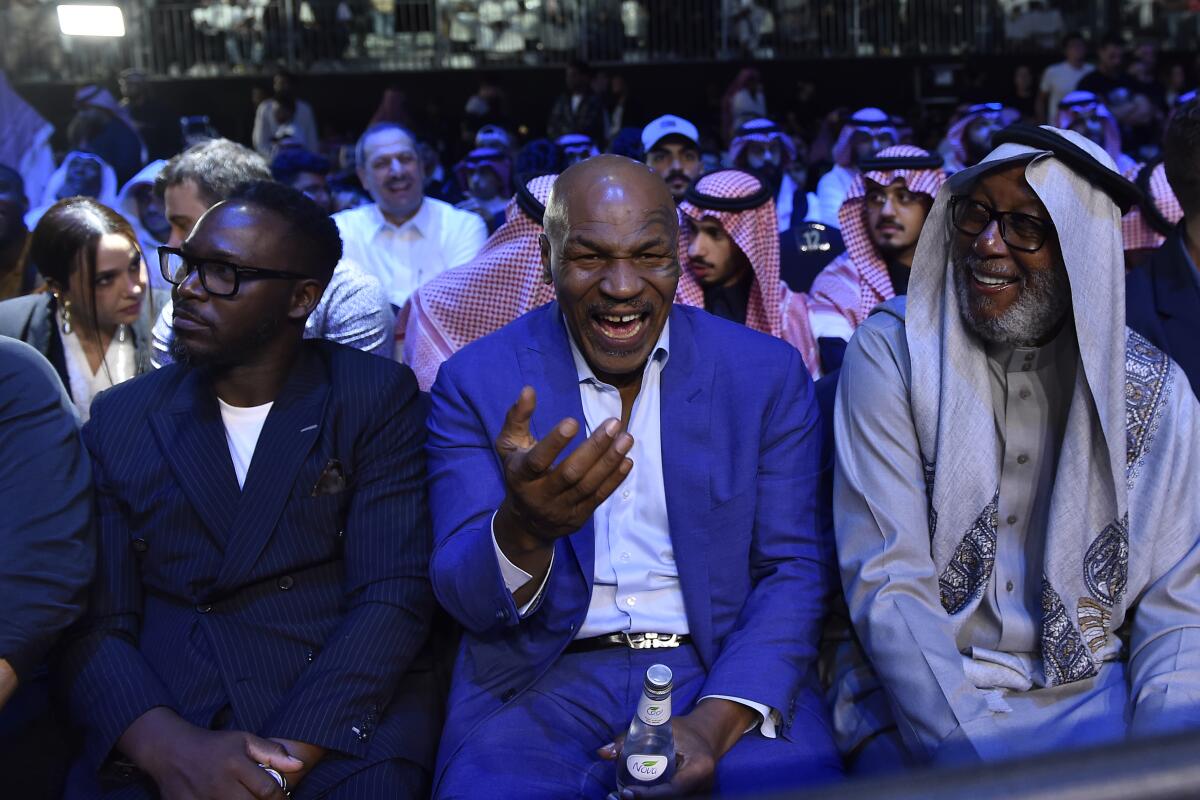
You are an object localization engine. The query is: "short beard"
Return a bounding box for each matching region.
[953,251,1072,347]
[170,316,282,369]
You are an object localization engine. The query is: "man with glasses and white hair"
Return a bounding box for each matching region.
[829,125,1200,771]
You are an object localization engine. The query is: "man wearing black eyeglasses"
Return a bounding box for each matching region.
[827,124,1200,774]
[60,181,439,799]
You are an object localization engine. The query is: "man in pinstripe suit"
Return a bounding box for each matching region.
[60,181,438,799]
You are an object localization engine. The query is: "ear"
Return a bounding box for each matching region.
[539,233,553,285]
[287,279,324,321]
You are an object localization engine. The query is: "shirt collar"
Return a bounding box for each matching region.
[565,316,671,386]
[986,319,1077,373]
[370,196,430,236]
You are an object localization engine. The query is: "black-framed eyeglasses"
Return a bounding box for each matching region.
[158,246,311,298]
[949,196,1054,253]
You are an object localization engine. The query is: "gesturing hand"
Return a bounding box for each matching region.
[494,386,634,572]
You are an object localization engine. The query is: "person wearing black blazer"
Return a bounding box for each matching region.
[0,337,94,800]
[0,197,165,423]
[59,181,438,798]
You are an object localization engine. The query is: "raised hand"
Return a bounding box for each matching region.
[493,386,634,585]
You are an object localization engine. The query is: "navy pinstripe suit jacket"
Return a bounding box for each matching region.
[60,340,439,789]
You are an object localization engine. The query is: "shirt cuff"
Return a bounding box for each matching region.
[700,695,780,739]
[491,511,553,618]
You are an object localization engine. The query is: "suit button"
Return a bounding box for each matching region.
[196,604,212,614]
[305,649,315,662]
[501,688,517,702]
[278,576,295,591]
[131,538,148,553]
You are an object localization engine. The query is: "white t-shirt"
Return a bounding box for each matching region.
[218,399,274,489]
[1039,61,1094,123]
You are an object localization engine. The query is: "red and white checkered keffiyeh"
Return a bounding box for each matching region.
[809,145,947,333]
[678,169,821,375]
[1121,161,1183,252]
[399,174,706,391]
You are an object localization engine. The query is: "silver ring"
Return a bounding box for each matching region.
[258,763,289,792]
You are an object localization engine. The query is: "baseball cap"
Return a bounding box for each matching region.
[641,115,700,153]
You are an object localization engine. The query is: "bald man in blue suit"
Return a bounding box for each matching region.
[427,157,842,799]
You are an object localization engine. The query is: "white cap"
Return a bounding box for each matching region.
[641,115,700,153]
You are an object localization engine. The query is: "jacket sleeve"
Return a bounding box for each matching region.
[1128,365,1200,737]
[0,341,94,683]
[697,346,837,724]
[263,368,433,757]
[832,321,1002,763]
[425,357,528,634]
[59,392,178,770]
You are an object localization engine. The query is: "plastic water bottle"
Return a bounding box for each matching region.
[616,664,675,793]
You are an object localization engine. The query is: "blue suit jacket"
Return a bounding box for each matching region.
[60,341,439,791]
[1127,226,1200,399]
[426,302,837,780]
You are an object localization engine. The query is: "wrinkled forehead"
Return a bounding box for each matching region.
[560,181,677,242]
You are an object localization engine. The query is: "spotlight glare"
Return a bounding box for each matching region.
[57,5,126,37]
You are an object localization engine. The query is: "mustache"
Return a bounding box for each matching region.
[875,219,904,232]
[689,255,713,270]
[954,251,1028,282]
[665,171,691,184]
[586,298,657,315]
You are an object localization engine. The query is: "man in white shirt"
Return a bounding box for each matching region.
[334,123,488,310]
[1038,32,1094,124]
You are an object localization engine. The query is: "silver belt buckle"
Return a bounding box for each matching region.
[622,632,681,650]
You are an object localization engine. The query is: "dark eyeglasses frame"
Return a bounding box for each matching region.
[158,246,311,297]
[949,195,1053,254]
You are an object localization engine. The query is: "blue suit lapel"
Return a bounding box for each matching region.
[660,307,716,667]
[214,346,330,591]
[150,367,241,548]
[517,302,595,590]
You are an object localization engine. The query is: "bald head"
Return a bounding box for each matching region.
[543,155,678,248]
[540,155,681,385]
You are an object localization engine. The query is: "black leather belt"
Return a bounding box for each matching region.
[565,632,691,654]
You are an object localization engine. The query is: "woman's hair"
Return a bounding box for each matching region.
[30,196,141,296]
[28,197,151,361]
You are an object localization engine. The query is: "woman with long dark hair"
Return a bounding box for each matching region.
[0,196,161,422]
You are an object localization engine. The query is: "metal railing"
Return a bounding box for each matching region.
[3,0,1195,82]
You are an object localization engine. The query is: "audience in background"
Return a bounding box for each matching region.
[335,123,487,310]
[114,160,171,289]
[641,114,703,202]
[152,138,394,363]
[252,68,320,156]
[0,166,36,301]
[1038,33,1094,124]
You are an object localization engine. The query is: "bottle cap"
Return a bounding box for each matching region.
[645,664,673,693]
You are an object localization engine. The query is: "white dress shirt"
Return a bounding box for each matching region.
[492,320,779,736]
[333,198,488,309]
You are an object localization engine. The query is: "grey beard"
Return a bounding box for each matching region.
[953,252,1072,347]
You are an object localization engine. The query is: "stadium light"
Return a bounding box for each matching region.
[57,5,126,37]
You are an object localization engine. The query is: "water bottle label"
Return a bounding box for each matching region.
[626,754,669,782]
[636,696,671,726]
